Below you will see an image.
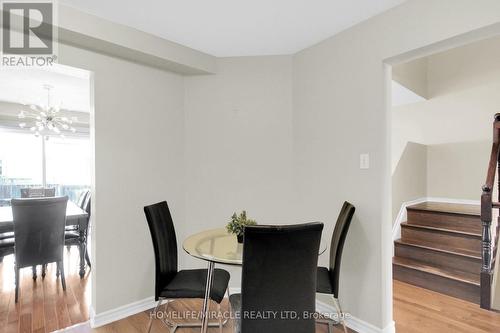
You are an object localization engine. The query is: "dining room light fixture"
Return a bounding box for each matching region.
[18,84,77,138]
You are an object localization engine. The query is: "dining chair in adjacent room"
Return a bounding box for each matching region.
[20,187,56,198]
[0,235,14,262]
[229,222,324,333]
[64,193,92,278]
[12,196,68,302]
[144,201,230,333]
[77,190,89,209]
[316,201,356,333]
[65,190,88,238]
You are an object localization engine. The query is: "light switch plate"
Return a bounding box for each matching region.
[360,153,370,169]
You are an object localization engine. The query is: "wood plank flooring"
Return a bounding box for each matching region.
[57,298,352,333]
[3,249,500,333]
[394,280,500,333]
[59,281,500,333]
[0,248,90,333]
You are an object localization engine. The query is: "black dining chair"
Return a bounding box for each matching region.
[0,236,14,262]
[229,222,324,333]
[19,186,57,278]
[144,201,230,333]
[20,187,56,198]
[316,201,355,333]
[66,190,89,230]
[64,193,92,278]
[12,196,68,302]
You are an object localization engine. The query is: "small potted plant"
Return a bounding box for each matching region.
[226,210,257,243]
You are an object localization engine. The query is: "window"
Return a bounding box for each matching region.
[0,130,89,202]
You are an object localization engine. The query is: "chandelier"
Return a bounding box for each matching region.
[18,84,77,138]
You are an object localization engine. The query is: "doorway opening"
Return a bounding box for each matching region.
[0,63,94,332]
[389,35,500,332]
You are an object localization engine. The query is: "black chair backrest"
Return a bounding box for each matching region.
[83,193,91,216]
[329,201,356,298]
[12,196,68,268]
[78,190,89,209]
[144,201,178,300]
[20,188,56,198]
[241,223,324,333]
[44,188,56,197]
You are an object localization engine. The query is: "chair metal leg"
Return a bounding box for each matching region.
[217,303,223,333]
[316,318,333,333]
[334,298,348,333]
[60,261,67,291]
[14,266,19,303]
[41,264,47,278]
[151,298,228,333]
[32,265,37,280]
[147,299,164,333]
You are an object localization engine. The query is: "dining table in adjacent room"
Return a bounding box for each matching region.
[0,200,89,273]
[183,228,327,333]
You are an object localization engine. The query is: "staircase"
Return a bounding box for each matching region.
[393,201,481,304]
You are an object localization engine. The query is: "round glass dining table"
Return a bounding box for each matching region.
[183,228,327,333]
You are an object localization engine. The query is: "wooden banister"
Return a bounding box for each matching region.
[480,113,500,309]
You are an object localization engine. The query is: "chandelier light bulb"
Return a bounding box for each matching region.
[18,86,76,139]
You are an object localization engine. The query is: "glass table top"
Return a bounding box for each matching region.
[183,228,327,265]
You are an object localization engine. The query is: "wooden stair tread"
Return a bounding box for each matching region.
[392,257,480,286]
[401,222,481,237]
[407,202,480,217]
[394,239,481,259]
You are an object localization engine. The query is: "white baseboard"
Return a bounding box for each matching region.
[425,197,480,206]
[52,321,91,332]
[90,297,156,328]
[317,299,394,333]
[392,197,428,242]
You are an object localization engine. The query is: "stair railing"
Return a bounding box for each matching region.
[480,113,500,309]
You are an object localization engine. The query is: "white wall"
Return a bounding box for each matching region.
[183,56,294,285]
[392,142,427,223]
[48,1,500,329]
[292,0,500,330]
[427,141,490,199]
[392,35,500,169]
[58,43,186,314]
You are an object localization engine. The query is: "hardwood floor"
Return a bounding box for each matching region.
[394,280,500,333]
[59,281,500,333]
[0,248,90,333]
[58,298,352,333]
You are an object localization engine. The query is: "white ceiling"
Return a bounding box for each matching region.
[0,65,91,113]
[60,0,406,57]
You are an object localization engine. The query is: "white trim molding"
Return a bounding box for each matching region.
[392,197,480,243]
[392,197,428,242]
[90,297,156,328]
[317,299,395,333]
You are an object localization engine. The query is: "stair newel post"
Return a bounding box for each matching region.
[480,186,492,309]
